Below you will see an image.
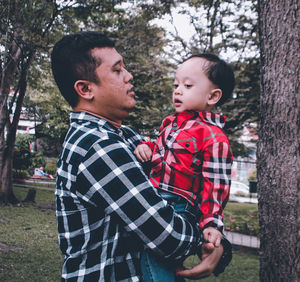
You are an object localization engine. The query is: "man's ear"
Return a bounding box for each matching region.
[74,80,94,101]
[208,89,222,106]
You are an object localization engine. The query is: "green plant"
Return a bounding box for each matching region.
[12,169,30,179]
[45,159,57,176]
[248,169,257,181]
[30,152,46,170]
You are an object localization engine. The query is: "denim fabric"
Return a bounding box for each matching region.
[141,192,199,282]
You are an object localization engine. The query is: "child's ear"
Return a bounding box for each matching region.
[208,89,222,106]
[74,80,94,101]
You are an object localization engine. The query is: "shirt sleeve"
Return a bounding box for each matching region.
[140,141,155,151]
[76,133,203,260]
[200,141,233,231]
[139,118,167,151]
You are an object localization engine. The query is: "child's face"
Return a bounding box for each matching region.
[172,57,217,113]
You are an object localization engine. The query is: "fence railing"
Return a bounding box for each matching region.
[13,178,55,191]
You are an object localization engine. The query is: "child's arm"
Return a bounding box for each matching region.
[200,141,233,231]
[134,143,153,162]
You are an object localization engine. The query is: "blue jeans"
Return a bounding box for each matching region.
[141,191,199,282]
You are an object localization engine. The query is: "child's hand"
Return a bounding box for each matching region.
[203,227,222,248]
[134,144,152,162]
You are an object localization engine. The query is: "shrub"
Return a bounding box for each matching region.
[45,159,57,176]
[30,152,46,169]
[13,169,30,179]
[248,169,257,181]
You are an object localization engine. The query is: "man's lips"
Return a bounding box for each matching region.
[127,86,135,96]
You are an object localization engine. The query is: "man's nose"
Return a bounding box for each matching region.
[124,68,133,82]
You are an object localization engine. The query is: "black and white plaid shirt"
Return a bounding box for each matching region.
[56,112,203,281]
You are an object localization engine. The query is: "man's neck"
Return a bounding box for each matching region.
[73,108,122,129]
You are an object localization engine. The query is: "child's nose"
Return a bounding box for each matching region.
[174,86,183,95]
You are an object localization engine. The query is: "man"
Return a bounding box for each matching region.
[51,31,231,281]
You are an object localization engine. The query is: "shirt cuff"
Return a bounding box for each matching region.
[140,141,155,151]
[203,221,224,233]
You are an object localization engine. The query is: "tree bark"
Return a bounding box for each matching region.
[0,41,22,203]
[0,45,35,204]
[257,0,300,281]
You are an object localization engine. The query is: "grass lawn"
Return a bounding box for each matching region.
[0,186,259,281]
[224,202,259,236]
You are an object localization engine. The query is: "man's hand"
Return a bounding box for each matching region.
[134,144,152,162]
[203,227,222,248]
[175,243,224,279]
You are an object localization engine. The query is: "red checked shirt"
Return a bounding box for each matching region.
[142,110,233,230]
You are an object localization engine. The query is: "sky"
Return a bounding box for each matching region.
[120,1,258,62]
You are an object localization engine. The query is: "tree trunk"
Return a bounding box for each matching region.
[0,48,35,204]
[257,0,300,281]
[0,42,21,204]
[0,146,18,204]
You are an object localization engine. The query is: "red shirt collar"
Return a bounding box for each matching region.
[172,110,226,128]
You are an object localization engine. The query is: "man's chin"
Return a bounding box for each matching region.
[122,105,135,117]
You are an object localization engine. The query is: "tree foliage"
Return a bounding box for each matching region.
[113,4,174,135]
[0,0,130,203]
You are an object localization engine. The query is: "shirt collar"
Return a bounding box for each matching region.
[70,111,120,132]
[175,110,227,128]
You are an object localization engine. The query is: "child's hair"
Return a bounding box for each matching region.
[184,53,235,105]
[51,31,115,108]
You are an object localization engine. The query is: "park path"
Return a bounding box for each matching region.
[224,231,260,249]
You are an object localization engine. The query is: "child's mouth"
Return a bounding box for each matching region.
[174,99,182,106]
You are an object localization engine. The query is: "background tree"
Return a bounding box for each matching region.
[113,3,174,136]
[24,76,71,157]
[0,0,128,203]
[257,0,300,280]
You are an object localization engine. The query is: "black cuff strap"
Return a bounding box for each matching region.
[203,222,224,233]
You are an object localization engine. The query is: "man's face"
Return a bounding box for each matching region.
[90,47,135,123]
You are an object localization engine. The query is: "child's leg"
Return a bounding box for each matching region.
[140,250,175,282]
[140,191,198,282]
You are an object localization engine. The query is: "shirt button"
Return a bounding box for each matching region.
[185,143,190,147]
[118,131,123,136]
[173,122,177,127]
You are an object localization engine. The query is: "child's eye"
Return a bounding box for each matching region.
[173,84,179,89]
[185,84,192,88]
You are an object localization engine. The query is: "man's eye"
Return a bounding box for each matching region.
[114,69,121,73]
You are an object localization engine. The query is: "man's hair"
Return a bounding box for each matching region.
[51,31,115,107]
[184,53,235,105]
